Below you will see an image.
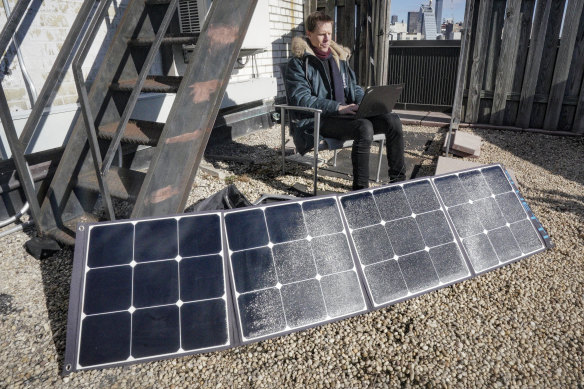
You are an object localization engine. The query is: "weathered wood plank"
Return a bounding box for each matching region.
[543,0,584,130]
[515,1,555,128]
[465,0,494,123]
[304,0,317,20]
[490,0,524,125]
[574,78,584,133]
[337,0,357,68]
[560,6,584,131]
[131,0,258,217]
[505,0,536,125]
[374,0,392,85]
[530,1,566,128]
[483,0,506,93]
[451,0,477,126]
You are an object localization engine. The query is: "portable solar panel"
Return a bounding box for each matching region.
[63,164,550,374]
[224,196,369,342]
[63,213,233,374]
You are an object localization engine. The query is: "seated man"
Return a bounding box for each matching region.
[285,11,406,190]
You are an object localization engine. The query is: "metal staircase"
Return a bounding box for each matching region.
[19,0,258,245]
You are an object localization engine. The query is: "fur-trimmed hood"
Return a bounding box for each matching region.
[290,36,351,62]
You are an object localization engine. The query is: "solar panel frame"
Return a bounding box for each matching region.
[63,210,236,375]
[224,195,371,345]
[63,163,551,374]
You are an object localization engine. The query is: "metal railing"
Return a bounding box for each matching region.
[387,40,461,111]
[0,0,100,233]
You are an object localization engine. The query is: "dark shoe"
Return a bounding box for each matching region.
[352,183,369,191]
[388,174,406,183]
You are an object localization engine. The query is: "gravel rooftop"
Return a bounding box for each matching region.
[0,123,583,388]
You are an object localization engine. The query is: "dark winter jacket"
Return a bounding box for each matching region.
[285,37,365,154]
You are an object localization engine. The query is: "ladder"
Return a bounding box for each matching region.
[26,0,258,244]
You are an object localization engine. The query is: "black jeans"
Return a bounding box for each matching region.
[320,113,405,189]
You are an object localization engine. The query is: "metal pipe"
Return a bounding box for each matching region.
[0,201,29,228]
[0,219,33,239]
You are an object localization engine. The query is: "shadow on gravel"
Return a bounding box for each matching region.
[472,130,584,187]
[29,227,75,373]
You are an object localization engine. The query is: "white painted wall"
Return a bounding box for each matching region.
[0,0,305,157]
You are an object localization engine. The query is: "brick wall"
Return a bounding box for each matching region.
[0,0,304,112]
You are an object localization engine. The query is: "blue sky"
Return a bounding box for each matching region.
[390,0,467,24]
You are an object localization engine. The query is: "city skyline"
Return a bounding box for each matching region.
[390,0,466,24]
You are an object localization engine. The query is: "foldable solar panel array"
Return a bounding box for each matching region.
[63,164,551,374]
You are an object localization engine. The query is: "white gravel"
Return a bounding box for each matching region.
[0,124,582,388]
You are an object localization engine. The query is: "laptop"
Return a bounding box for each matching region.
[334,84,404,119]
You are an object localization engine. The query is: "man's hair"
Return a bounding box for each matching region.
[306,11,334,33]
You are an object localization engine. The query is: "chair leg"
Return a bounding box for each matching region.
[333,149,338,166]
[376,139,384,182]
[281,107,286,175]
[313,112,321,196]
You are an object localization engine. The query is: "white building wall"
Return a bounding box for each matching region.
[0,0,305,156]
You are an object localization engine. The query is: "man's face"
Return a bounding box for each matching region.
[307,21,333,51]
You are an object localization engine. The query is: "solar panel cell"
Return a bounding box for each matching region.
[230,247,277,293]
[310,233,354,275]
[415,210,454,247]
[433,175,468,207]
[458,170,492,200]
[87,223,133,268]
[225,209,269,251]
[448,202,484,238]
[385,217,426,256]
[496,192,528,223]
[482,166,512,194]
[428,243,469,283]
[135,219,178,262]
[373,186,412,221]
[488,227,523,262]
[510,219,544,254]
[83,266,132,315]
[133,260,179,308]
[265,203,306,243]
[179,215,222,257]
[473,197,506,230]
[462,234,499,272]
[363,260,408,305]
[351,224,394,265]
[319,271,366,318]
[79,312,131,367]
[131,305,180,358]
[280,279,328,328]
[302,198,344,236]
[402,181,440,213]
[398,251,441,293]
[340,191,381,229]
[238,288,286,339]
[272,240,317,284]
[179,255,224,301]
[180,299,228,350]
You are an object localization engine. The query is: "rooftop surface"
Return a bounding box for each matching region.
[1,123,582,388]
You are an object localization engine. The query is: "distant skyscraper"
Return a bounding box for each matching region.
[420,4,437,39]
[435,0,443,35]
[407,11,422,34]
[391,15,398,24]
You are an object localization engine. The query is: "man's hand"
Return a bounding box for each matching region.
[338,104,359,115]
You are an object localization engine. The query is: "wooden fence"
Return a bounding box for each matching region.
[455,0,584,134]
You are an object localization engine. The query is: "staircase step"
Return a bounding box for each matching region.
[47,213,100,245]
[111,75,182,93]
[129,33,198,46]
[98,120,163,146]
[77,166,146,202]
